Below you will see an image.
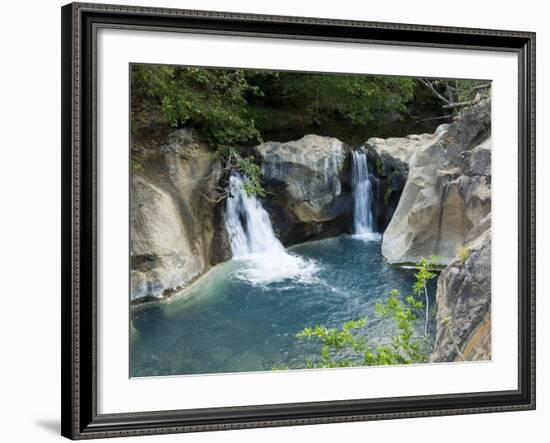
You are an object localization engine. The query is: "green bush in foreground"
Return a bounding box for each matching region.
[278,258,437,370]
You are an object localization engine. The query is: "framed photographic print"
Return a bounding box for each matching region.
[61,2,536,439]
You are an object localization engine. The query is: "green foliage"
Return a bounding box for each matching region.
[412,257,437,337]
[246,72,416,132]
[216,147,266,197]
[369,290,427,365]
[295,289,429,368]
[236,156,265,197]
[131,156,145,174]
[132,65,261,149]
[293,258,438,369]
[458,245,470,266]
[295,318,367,368]
[132,65,417,149]
[412,257,437,299]
[418,78,490,111]
[454,79,490,103]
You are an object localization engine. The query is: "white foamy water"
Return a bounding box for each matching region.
[234,252,320,286]
[352,232,382,242]
[224,173,319,285]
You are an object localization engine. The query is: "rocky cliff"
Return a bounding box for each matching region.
[131,105,492,364]
[379,100,491,266]
[130,129,230,302]
[365,101,492,361]
[430,214,491,362]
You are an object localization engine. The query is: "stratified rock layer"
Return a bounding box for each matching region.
[380,100,491,266]
[130,129,230,302]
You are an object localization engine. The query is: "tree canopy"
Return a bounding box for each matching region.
[131,65,417,149]
[131,65,261,148]
[132,65,489,150]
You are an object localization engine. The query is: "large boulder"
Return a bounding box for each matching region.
[255,135,353,244]
[130,129,230,302]
[363,127,449,231]
[381,100,491,265]
[366,127,448,166]
[430,214,491,362]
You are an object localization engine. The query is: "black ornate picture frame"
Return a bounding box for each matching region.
[61,2,535,439]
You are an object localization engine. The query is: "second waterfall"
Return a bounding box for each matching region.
[352,151,379,239]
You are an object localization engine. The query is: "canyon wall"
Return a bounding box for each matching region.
[130,102,492,365]
[379,100,491,266]
[367,101,492,361]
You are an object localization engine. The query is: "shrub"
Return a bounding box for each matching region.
[289,258,438,369]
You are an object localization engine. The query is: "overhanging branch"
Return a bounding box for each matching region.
[419,78,451,105]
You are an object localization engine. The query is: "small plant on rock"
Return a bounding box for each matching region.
[458,245,470,266]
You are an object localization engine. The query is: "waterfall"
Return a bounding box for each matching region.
[224,173,318,284]
[224,173,285,257]
[352,151,380,240]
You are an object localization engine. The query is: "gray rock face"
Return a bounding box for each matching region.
[131,176,204,300]
[366,126,449,166]
[130,129,230,302]
[363,131,447,231]
[255,135,353,244]
[381,100,491,266]
[430,214,491,362]
[368,102,492,361]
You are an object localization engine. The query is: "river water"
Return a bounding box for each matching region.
[130,157,431,377]
[131,235,422,377]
